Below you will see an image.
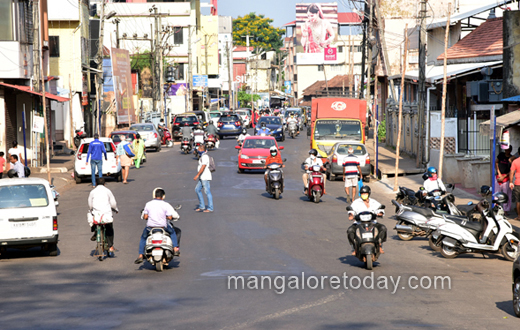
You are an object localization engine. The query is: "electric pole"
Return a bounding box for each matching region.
[114,18,120,48]
[416,0,428,167]
[366,0,373,131]
[359,1,369,99]
[227,40,233,109]
[153,5,162,118]
[187,25,193,112]
[95,0,106,135]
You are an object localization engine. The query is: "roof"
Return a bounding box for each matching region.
[110,130,138,134]
[0,177,51,186]
[302,75,354,96]
[244,135,276,140]
[82,137,114,142]
[391,61,502,83]
[437,17,503,62]
[233,46,254,52]
[479,110,520,136]
[302,80,327,96]
[283,20,296,27]
[0,82,69,102]
[338,12,361,24]
[327,75,355,88]
[502,95,520,102]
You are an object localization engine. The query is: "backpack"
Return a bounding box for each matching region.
[123,143,135,157]
[208,155,216,172]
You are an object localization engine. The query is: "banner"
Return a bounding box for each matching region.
[111,48,135,124]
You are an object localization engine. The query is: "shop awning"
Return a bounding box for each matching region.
[0,82,69,102]
[479,109,520,137]
[502,95,520,102]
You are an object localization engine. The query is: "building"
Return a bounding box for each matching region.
[217,15,233,109]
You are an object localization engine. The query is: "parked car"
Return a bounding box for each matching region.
[325,142,370,182]
[0,177,59,256]
[129,123,161,151]
[209,111,222,125]
[191,110,210,126]
[217,113,243,138]
[236,108,252,126]
[74,137,122,184]
[254,116,285,141]
[235,110,251,128]
[109,130,138,146]
[513,250,520,317]
[171,114,199,140]
[236,136,284,173]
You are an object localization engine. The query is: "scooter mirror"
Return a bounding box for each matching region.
[346,206,353,211]
[467,201,473,206]
[380,205,386,209]
[446,183,453,189]
[283,158,287,162]
[174,205,182,210]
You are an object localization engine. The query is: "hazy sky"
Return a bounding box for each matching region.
[202,0,355,28]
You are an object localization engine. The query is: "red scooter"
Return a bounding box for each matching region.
[205,134,217,150]
[161,127,174,148]
[307,164,325,203]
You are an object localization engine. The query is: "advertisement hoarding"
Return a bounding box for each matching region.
[111,48,135,124]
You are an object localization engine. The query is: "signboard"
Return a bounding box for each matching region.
[32,115,44,133]
[165,83,189,96]
[111,48,135,124]
[324,47,337,61]
[193,75,208,87]
[284,81,292,94]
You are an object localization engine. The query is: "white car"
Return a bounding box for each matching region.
[74,137,122,184]
[235,110,251,128]
[0,177,59,256]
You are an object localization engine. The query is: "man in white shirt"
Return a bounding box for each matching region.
[302,149,326,194]
[237,129,250,146]
[286,114,300,135]
[135,188,180,264]
[423,167,446,193]
[9,155,25,178]
[88,177,118,253]
[194,144,214,212]
[8,141,24,169]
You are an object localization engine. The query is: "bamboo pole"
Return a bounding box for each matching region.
[438,4,451,180]
[393,24,408,192]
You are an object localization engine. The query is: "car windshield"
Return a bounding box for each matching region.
[175,116,198,123]
[220,115,239,122]
[242,138,276,149]
[209,113,220,118]
[259,117,281,125]
[314,120,362,140]
[0,184,49,209]
[111,133,134,143]
[336,144,366,155]
[285,111,301,118]
[130,125,154,131]
[81,142,114,153]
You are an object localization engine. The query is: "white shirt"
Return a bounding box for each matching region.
[8,146,24,169]
[88,185,118,223]
[238,133,250,142]
[198,153,212,181]
[423,179,446,193]
[287,118,298,125]
[193,129,205,143]
[349,198,384,216]
[143,199,179,228]
[11,161,25,178]
[304,156,323,173]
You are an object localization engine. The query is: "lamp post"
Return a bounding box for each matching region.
[95,2,116,135]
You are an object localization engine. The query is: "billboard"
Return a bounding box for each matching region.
[296,2,339,64]
[111,48,135,124]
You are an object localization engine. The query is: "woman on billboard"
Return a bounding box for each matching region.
[301,3,336,53]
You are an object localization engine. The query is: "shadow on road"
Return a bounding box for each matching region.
[495,300,516,317]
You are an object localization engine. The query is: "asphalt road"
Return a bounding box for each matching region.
[0,131,518,330]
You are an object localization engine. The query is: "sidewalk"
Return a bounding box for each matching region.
[365,138,425,179]
[30,144,76,192]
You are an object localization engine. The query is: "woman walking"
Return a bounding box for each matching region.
[132,134,146,168]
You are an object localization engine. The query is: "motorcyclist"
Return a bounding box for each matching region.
[135,188,180,264]
[192,124,206,151]
[205,120,220,148]
[256,122,272,136]
[88,177,118,255]
[302,149,326,195]
[423,166,446,194]
[157,119,166,139]
[264,146,285,191]
[237,129,250,146]
[286,114,300,135]
[347,185,387,255]
[181,122,193,141]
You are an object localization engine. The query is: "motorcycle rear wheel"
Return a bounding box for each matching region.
[156,261,163,272]
[501,243,518,262]
[366,255,373,270]
[440,243,458,259]
[313,191,321,203]
[167,141,173,148]
[396,221,414,241]
[428,236,441,252]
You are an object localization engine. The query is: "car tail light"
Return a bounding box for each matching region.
[154,133,158,138]
[235,121,240,126]
[332,155,337,164]
[194,121,200,125]
[366,156,370,165]
[77,145,84,160]
[110,142,116,152]
[174,122,180,126]
[53,216,58,231]
[152,240,163,244]
[218,122,223,128]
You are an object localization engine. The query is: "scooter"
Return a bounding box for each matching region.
[266,163,284,200]
[306,164,325,203]
[205,134,217,150]
[74,129,86,148]
[433,197,520,261]
[143,205,181,272]
[346,205,386,270]
[161,127,174,148]
[288,122,298,139]
[181,137,192,154]
[193,141,203,159]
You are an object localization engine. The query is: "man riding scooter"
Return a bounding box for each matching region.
[302,149,326,195]
[205,120,220,149]
[264,146,284,192]
[181,123,193,141]
[423,166,446,193]
[256,122,272,136]
[192,124,206,153]
[286,114,300,135]
[347,186,387,255]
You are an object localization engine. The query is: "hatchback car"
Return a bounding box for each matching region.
[129,123,161,151]
[109,130,137,146]
[325,142,370,182]
[218,114,243,138]
[171,114,200,140]
[235,110,251,128]
[254,116,285,141]
[236,136,284,173]
[0,178,59,256]
[74,137,122,184]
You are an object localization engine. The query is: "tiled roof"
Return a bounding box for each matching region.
[302,80,327,96]
[437,17,503,61]
[233,46,254,52]
[338,12,361,24]
[283,20,296,27]
[327,75,354,88]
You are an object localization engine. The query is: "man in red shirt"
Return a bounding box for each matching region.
[509,156,520,219]
[264,146,284,191]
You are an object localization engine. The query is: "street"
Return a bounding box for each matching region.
[0,133,518,330]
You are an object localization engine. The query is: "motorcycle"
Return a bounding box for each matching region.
[433,197,520,261]
[161,127,174,148]
[346,205,386,270]
[143,205,182,272]
[74,129,86,148]
[306,164,325,203]
[181,137,192,154]
[193,141,203,159]
[288,122,298,139]
[205,134,217,151]
[266,163,284,200]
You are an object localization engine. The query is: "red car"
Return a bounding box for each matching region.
[235,136,284,173]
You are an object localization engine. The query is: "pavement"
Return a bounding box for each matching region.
[1,132,519,329]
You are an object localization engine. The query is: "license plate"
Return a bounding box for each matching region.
[152,249,163,256]
[362,233,373,239]
[224,125,234,128]
[12,222,37,228]
[252,160,263,164]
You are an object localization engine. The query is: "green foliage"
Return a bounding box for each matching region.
[233,13,285,50]
[130,51,153,71]
[237,91,261,107]
[377,119,386,140]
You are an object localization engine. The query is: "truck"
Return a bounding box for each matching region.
[308,98,367,157]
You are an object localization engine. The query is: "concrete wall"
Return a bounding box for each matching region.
[48,23,83,91]
[198,15,219,75]
[503,10,520,98]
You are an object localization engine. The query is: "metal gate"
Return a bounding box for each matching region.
[458,117,490,155]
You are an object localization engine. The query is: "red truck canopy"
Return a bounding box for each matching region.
[311,98,367,125]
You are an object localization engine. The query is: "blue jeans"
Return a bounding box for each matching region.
[138,225,178,255]
[195,180,213,211]
[90,159,103,186]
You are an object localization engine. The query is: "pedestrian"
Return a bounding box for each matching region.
[0,151,5,179]
[495,146,513,215]
[8,141,24,168]
[509,151,520,220]
[132,134,146,168]
[86,133,107,187]
[116,137,133,184]
[9,154,25,178]
[343,147,363,203]
[193,144,213,213]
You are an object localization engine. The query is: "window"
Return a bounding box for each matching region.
[0,184,49,209]
[318,65,323,72]
[338,46,343,53]
[49,36,60,57]
[173,27,183,44]
[0,0,13,41]
[294,74,297,81]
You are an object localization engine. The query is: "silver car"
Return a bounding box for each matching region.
[325,142,370,182]
[129,123,161,152]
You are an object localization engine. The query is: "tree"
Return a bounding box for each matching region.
[237,90,261,107]
[233,13,285,51]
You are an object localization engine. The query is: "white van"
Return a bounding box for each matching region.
[0,178,59,256]
[74,137,122,184]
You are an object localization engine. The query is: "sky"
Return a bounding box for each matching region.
[201,0,355,28]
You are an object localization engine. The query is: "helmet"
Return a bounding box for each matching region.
[492,192,508,205]
[210,120,214,125]
[309,149,318,156]
[242,128,247,134]
[196,124,202,130]
[261,122,266,128]
[7,169,18,178]
[269,146,278,154]
[359,185,371,196]
[427,166,437,178]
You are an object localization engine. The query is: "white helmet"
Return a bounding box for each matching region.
[269,146,278,154]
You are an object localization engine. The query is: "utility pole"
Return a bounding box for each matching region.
[359,1,369,99]
[95,0,106,135]
[114,18,120,48]
[205,34,209,75]
[438,4,451,180]
[366,0,373,133]
[69,74,75,150]
[38,0,50,182]
[323,65,330,96]
[227,40,233,109]
[153,6,162,119]
[374,0,395,101]
[416,0,428,168]
[187,25,193,112]
[393,24,408,192]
